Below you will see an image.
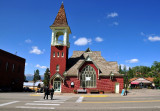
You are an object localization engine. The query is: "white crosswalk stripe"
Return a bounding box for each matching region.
[0,101,19,107]
[25,103,60,106]
[16,106,55,109]
[16,96,71,110]
[34,101,64,103]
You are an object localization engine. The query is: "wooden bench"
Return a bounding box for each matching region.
[77,89,87,93]
[90,89,99,93]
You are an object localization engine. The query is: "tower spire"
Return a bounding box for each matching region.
[51,2,69,27]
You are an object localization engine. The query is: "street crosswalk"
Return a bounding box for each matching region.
[16,96,71,110]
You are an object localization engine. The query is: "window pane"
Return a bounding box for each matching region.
[80,65,96,88]
[62,52,63,56]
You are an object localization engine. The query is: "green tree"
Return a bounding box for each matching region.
[151,61,160,74]
[119,65,123,74]
[153,77,160,88]
[123,65,127,74]
[131,66,151,77]
[151,61,160,88]
[44,68,50,87]
[33,69,40,83]
[127,67,134,79]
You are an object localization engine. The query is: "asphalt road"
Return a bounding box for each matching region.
[0,91,160,111]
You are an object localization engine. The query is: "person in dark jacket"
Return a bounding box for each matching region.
[44,86,49,99]
[50,87,54,100]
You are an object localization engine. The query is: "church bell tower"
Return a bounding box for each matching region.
[50,3,71,85]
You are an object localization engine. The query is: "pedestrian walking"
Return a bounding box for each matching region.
[50,87,54,100]
[44,86,49,99]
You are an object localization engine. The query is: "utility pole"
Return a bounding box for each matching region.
[125,72,128,96]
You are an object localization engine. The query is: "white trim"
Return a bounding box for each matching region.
[115,83,120,93]
[54,81,61,92]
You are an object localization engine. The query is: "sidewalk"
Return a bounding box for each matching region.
[37,89,160,97]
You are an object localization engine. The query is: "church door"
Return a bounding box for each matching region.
[54,78,61,92]
[115,83,119,93]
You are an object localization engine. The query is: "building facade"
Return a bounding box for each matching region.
[130,77,154,89]
[0,49,25,91]
[49,3,123,93]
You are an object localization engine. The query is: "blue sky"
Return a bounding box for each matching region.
[0,0,160,75]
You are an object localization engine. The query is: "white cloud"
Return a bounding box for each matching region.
[29,46,44,55]
[35,64,47,69]
[148,36,160,42]
[95,37,103,42]
[74,37,92,46]
[73,36,76,39]
[107,12,118,18]
[25,39,32,43]
[113,22,119,26]
[119,64,130,70]
[126,59,139,63]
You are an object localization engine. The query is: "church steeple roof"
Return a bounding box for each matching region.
[51,3,69,27]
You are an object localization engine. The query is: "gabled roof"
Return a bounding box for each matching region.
[51,3,69,27]
[66,49,120,76]
[77,55,100,71]
[85,48,92,52]
[130,77,154,83]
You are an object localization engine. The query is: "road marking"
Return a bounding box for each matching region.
[82,100,160,104]
[39,99,66,101]
[76,96,84,103]
[30,94,41,96]
[82,95,108,97]
[16,106,55,109]
[25,103,60,106]
[34,101,64,103]
[105,106,160,109]
[155,106,160,108]
[0,101,19,107]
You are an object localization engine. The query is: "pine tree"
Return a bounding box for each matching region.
[33,69,40,83]
[119,65,122,74]
[44,68,50,87]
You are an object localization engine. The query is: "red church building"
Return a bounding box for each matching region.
[49,3,123,93]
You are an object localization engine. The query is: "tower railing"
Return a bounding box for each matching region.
[55,40,63,45]
[54,40,70,47]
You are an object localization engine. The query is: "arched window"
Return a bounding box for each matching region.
[53,52,55,57]
[55,32,64,45]
[62,52,64,57]
[56,65,59,71]
[80,65,96,88]
[57,52,59,57]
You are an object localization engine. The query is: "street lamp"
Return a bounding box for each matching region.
[110,72,114,81]
[63,71,67,85]
[63,71,67,79]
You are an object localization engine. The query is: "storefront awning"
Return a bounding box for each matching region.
[131,81,139,84]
